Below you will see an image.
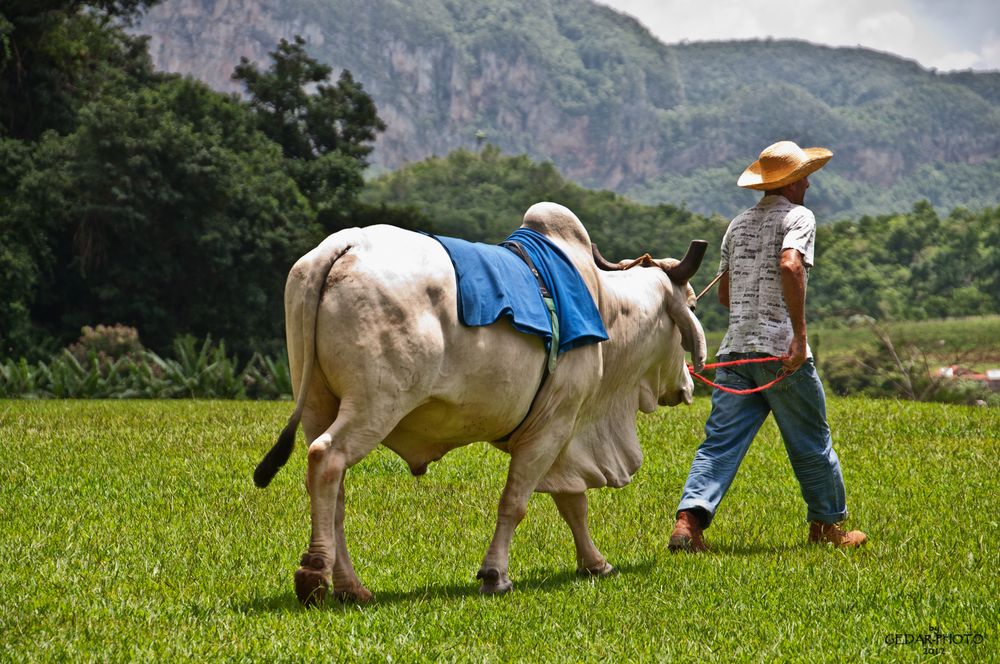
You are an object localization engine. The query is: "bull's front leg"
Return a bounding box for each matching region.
[477,437,567,594]
[552,492,615,577]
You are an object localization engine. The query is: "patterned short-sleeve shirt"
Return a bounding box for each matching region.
[717,195,816,358]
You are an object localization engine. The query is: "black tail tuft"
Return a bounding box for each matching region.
[253,418,299,488]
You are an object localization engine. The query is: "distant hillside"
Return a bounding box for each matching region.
[135,0,1000,219]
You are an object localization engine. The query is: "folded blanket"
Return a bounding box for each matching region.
[429,228,608,355]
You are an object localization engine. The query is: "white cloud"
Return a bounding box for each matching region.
[594,0,1000,72]
[855,11,916,43]
[930,50,983,71]
[967,28,1000,70]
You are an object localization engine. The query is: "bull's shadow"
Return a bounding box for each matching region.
[240,559,654,612]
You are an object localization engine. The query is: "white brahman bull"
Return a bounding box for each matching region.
[254,202,707,604]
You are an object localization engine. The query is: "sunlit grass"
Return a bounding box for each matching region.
[1,399,997,661]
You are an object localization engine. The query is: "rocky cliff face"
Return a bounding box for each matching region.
[143,0,312,94]
[137,0,683,187]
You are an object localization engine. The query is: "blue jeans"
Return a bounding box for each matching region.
[677,353,848,527]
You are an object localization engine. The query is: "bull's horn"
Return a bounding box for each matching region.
[591,243,621,271]
[665,240,708,284]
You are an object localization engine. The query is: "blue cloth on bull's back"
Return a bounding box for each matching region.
[429,228,608,354]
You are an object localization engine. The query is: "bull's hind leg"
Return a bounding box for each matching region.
[330,475,373,603]
[295,404,390,605]
[552,492,614,577]
[299,472,373,603]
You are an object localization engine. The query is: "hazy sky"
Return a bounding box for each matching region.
[595,0,1000,72]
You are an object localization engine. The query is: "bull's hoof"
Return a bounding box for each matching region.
[295,553,330,606]
[576,561,616,578]
[476,567,513,595]
[295,567,329,605]
[332,584,374,604]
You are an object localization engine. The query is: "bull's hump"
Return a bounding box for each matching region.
[521,202,592,250]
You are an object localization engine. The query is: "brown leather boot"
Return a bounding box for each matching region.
[809,521,867,548]
[669,510,708,553]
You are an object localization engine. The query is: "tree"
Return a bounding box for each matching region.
[0,138,50,357]
[233,36,385,230]
[0,1,159,141]
[1,21,393,359]
[234,37,384,161]
[0,1,167,357]
[13,76,325,358]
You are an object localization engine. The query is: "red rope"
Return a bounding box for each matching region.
[687,356,791,395]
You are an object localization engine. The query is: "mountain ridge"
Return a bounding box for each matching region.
[134,0,1000,218]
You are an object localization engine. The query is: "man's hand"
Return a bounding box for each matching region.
[783,336,808,373]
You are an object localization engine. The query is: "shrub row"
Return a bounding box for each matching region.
[0,335,291,400]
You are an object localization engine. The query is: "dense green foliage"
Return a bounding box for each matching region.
[0,3,381,359]
[12,76,321,355]
[137,0,1000,219]
[0,0,160,141]
[1,0,161,357]
[364,148,1000,333]
[2,399,996,659]
[811,203,1000,321]
[363,145,726,253]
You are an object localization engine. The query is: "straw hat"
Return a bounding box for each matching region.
[737,140,832,190]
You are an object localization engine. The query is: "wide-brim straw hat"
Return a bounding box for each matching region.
[737,140,832,190]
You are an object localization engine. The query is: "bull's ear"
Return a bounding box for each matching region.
[665,240,708,284]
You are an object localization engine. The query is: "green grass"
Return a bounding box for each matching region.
[2,399,997,661]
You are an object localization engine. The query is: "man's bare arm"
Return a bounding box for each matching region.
[717,272,730,309]
[779,248,808,372]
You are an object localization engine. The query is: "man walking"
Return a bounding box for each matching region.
[669,140,866,552]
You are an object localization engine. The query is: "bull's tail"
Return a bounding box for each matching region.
[253,234,356,488]
[253,417,299,488]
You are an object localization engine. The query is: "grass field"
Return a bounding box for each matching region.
[2,399,997,661]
